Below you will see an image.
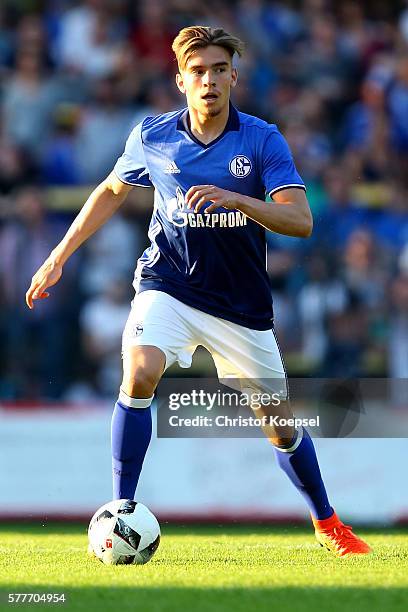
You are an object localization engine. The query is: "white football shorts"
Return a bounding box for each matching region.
[122,290,287,396]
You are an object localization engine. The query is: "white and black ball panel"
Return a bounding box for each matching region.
[138,534,161,564]
[88,506,114,531]
[114,517,141,550]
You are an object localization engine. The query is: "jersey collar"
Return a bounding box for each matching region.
[176,102,240,149]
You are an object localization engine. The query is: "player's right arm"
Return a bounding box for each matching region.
[25,172,133,309]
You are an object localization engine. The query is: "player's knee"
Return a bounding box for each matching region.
[122,345,165,398]
[122,364,161,398]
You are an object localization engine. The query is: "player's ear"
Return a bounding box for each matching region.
[176,72,186,95]
[231,67,238,89]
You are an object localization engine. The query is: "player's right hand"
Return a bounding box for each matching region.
[25,259,63,309]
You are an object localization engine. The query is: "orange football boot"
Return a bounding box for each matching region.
[312,511,372,557]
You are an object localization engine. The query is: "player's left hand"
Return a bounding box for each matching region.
[185,185,241,213]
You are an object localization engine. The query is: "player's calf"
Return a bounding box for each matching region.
[248,392,334,522]
[111,346,165,501]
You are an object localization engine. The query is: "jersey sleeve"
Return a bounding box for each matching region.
[261,127,305,196]
[113,120,153,187]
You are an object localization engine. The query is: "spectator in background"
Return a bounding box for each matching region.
[387,54,408,183]
[15,13,50,63]
[337,1,374,63]
[314,165,369,253]
[144,79,181,115]
[368,184,408,253]
[282,116,332,184]
[265,248,299,352]
[295,14,354,109]
[388,271,408,380]
[1,48,56,160]
[40,104,81,185]
[79,275,132,397]
[130,0,175,78]
[0,138,35,197]
[113,41,145,106]
[342,77,388,153]
[0,186,79,398]
[56,0,126,78]
[399,0,408,45]
[75,75,136,184]
[320,297,368,377]
[342,229,387,311]
[236,0,274,59]
[298,254,348,369]
[79,201,143,297]
[0,5,14,68]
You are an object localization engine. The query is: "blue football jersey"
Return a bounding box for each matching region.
[114,104,305,330]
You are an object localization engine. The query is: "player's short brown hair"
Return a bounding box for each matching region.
[172,26,245,71]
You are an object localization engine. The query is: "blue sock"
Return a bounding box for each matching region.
[111,393,153,500]
[274,427,333,520]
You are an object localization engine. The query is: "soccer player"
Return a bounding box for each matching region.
[26,26,370,557]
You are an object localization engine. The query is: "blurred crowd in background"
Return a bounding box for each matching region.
[0,0,407,401]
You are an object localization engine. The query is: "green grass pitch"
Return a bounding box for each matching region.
[0,523,407,612]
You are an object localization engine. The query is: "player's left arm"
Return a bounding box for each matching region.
[185,185,313,238]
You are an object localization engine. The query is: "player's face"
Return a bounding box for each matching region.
[176,45,237,118]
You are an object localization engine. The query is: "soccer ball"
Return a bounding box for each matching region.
[88,499,160,565]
